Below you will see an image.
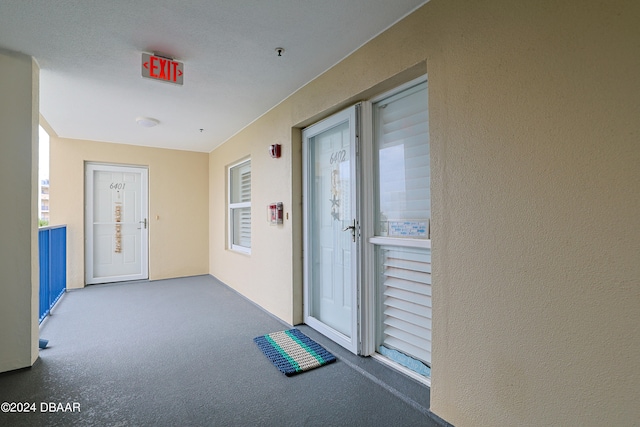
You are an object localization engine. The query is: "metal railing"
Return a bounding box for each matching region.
[39,225,67,323]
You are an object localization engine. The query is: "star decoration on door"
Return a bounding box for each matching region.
[331,169,340,221]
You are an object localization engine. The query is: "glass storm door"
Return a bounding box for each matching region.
[303,105,359,354]
[85,163,149,284]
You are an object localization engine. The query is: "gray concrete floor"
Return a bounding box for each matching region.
[0,275,441,426]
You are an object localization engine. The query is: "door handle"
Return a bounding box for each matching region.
[342,219,357,242]
[138,218,147,229]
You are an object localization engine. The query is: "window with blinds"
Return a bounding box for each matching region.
[229,159,251,253]
[372,80,431,376]
[374,81,429,239]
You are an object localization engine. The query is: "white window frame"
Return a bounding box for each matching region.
[362,75,432,386]
[228,158,251,254]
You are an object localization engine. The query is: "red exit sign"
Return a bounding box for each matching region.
[141,53,184,85]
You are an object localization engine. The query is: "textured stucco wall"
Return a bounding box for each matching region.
[426,1,640,425]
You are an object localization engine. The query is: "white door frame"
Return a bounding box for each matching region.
[302,105,360,354]
[85,163,149,284]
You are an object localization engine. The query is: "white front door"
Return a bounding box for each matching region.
[85,163,149,284]
[303,105,359,354]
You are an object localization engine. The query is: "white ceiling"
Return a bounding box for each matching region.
[0,0,427,152]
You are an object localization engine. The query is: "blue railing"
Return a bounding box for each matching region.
[39,225,67,323]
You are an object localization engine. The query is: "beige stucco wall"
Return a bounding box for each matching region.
[209,0,640,425]
[0,50,39,372]
[208,117,299,324]
[50,138,209,288]
[426,1,640,425]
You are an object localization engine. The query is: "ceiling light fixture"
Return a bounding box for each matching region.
[136,117,160,128]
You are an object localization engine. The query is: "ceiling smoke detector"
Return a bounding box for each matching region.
[136,117,160,128]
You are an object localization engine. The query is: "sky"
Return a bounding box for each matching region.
[39,126,49,181]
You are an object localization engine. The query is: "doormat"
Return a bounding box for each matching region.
[253,329,336,376]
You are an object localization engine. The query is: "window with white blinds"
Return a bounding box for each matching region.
[374,81,429,239]
[372,79,431,376]
[229,159,251,253]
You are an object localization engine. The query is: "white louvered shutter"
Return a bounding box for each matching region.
[380,247,431,365]
[236,168,251,247]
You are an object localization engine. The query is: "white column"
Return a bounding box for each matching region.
[0,49,39,372]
